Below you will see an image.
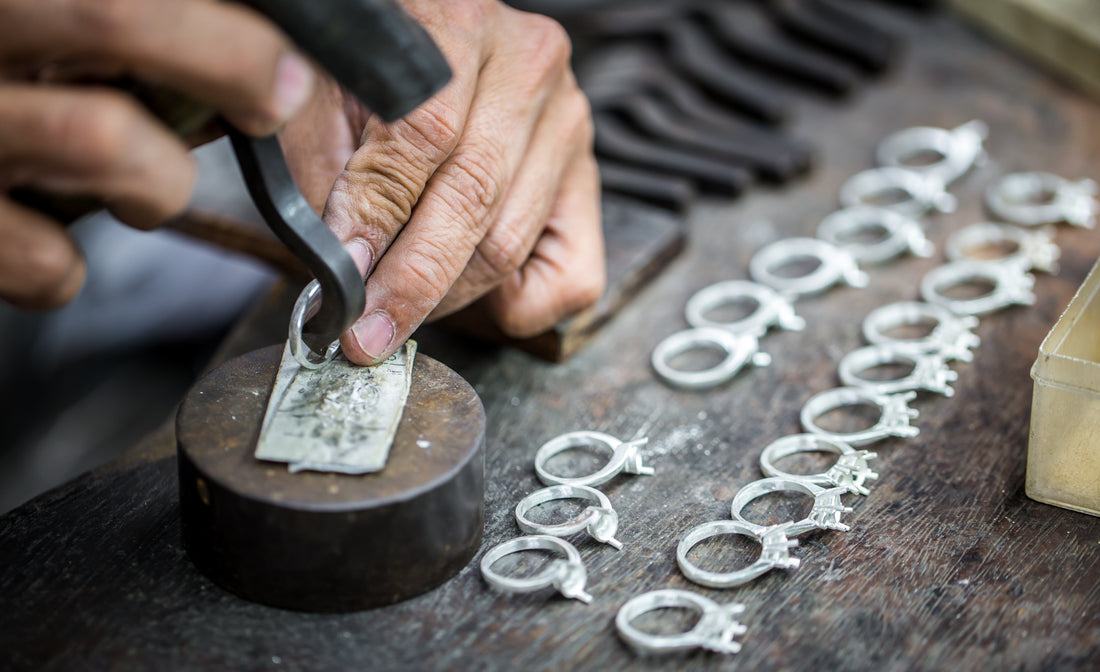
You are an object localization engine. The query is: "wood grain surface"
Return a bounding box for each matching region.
[2,9,1099,672]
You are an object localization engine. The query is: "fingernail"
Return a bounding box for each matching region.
[346,239,373,277]
[352,310,396,362]
[274,51,314,121]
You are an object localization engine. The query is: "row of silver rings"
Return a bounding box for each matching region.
[627,122,1057,655]
[609,127,1089,656]
[671,168,1072,602]
[650,121,996,391]
[480,431,655,602]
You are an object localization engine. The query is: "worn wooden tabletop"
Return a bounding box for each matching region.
[3,10,1099,672]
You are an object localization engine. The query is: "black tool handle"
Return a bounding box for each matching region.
[238,0,450,122]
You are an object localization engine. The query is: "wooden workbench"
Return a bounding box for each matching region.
[2,10,1098,671]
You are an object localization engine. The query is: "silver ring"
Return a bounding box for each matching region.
[838,343,957,397]
[816,206,934,265]
[920,260,1036,316]
[875,120,988,187]
[677,520,801,588]
[685,280,805,336]
[480,535,592,603]
[729,477,853,536]
[839,167,958,218]
[652,328,771,390]
[748,237,869,299]
[759,434,879,496]
[985,172,1098,228]
[862,301,980,362]
[534,430,654,488]
[289,280,342,369]
[514,484,623,550]
[945,222,1060,274]
[616,590,747,655]
[800,387,920,446]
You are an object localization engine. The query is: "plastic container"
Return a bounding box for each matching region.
[1028,258,1100,516]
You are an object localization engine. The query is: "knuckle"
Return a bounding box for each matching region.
[524,14,572,68]
[476,227,528,279]
[395,101,463,165]
[53,91,139,170]
[494,301,544,339]
[404,239,464,308]
[342,163,421,234]
[16,241,80,307]
[567,269,606,312]
[564,88,595,145]
[436,144,503,224]
[74,0,143,41]
[496,268,604,339]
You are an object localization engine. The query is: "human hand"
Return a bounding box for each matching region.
[0,0,315,309]
[280,0,605,365]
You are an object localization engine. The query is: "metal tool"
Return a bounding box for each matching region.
[534,431,654,487]
[759,434,879,496]
[514,484,624,550]
[579,46,813,184]
[616,589,748,655]
[770,0,898,73]
[800,388,920,446]
[651,327,772,390]
[480,535,593,604]
[676,520,801,588]
[228,133,365,351]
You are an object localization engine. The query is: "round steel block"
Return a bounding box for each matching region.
[177,345,484,612]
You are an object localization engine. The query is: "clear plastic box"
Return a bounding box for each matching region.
[1028,258,1100,517]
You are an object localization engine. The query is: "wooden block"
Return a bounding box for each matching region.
[950,0,1100,99]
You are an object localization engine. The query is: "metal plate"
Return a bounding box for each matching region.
[176,345,485,612]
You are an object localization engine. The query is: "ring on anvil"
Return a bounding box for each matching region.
[838,343,957,397]
[480,535,592,604]
[534,430,654,488]
[676,520,801,588]
[759,434,879,496]
[651,328,771,390]
[920,260,1036,317]
[985,172,1098,228]
[816,206,935,265]
[862,301,980,362]
[616,589,748,655]
[945,222,1060,274]
[801,387,920,446]
[514,484,623,550]
[289,280,342,369]
[685,280,805,337]
[748,237,869,299]
[839,166,958,218]
[875,120,988,188]
[730,477,853,536]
